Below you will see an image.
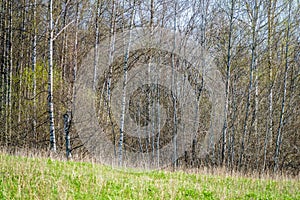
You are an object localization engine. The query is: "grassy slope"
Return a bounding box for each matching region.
[0,154,299,200]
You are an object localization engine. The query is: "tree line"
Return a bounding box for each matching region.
[0,0,299,174]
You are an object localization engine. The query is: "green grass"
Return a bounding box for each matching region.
[0,153,299,199]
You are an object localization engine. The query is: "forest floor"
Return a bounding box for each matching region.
[0,152,299,199]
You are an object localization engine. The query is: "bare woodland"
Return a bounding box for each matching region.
[0,0,299,174]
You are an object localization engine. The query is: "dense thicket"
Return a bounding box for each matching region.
[0,0,299,174]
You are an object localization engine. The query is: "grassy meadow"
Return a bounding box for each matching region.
[0,153,299,199]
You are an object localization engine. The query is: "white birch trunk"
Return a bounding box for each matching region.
[93,0,101,91]
[222,0,235,166]
[18,0,27,124]
[118,0,135,166]
[274,0,291,172]
[239,0,258,170]
[48,0,56,152]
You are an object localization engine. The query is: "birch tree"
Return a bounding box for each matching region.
[221,0,235,166]
[263,0,277,171]
[18,0,27,124]
[48,0,56,152]
[118,0,136,166]
[72,1,79,109]
[93,0,101,91]
[171,0,178,169]
[3,0,12,143]
[238,0,259,170]
[0,0,299,174]
[274,0,292,172]
[107,0,117,156]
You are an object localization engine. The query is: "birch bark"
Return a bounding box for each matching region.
[48,0,56,152]
[239,0,259,170]
[222,0,235,166]
[118,0,135,166]
[274,0,292,172]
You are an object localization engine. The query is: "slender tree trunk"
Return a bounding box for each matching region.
[48,0,56,152]
[149,0,160,166]
[253,52,259,170]
[18,0,27,124]
[198,0,212,165]
[61,0,68,99]
[93,0,101,90]
[118,0,135,166]
[222,0,235,166]
[147,0,155,165]
[156,79,161,167]
[107,0,116,156]
[229,74,237,170]
[239,0,258,170]
[4,0,12,143]
[119,0,135,166]
[8,0,12,141]
[0,0,4,134]
[57,0,67,148]
[32,0,37,146]
[72,2,79,111]
[274,0,291,172]
[263,0,277,172]
[63,113,72,159]
[3,0,7,142]
[171,0,178,169]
